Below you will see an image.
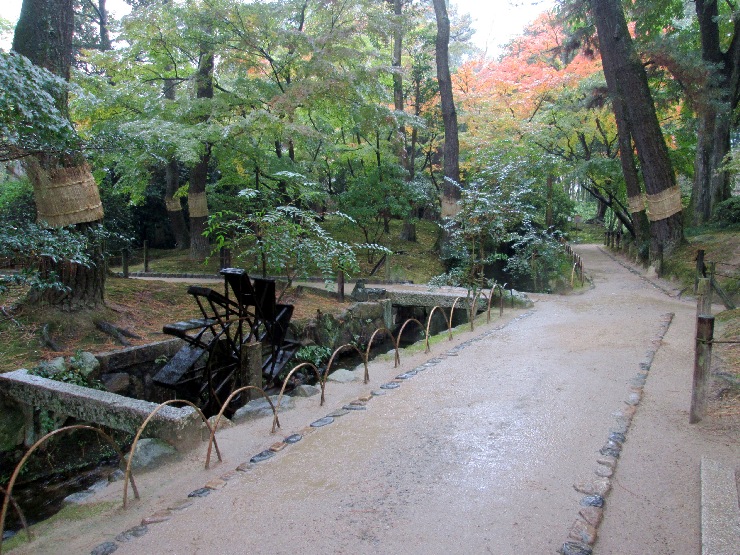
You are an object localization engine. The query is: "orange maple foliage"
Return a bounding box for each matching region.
[454,13,603,147]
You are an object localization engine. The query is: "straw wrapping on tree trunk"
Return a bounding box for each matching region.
[30,163,103,227]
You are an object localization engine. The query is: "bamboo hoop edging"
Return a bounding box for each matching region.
[271,363,323,434]
[125,400,217,507]
[474,290,490,327]
[204,386,272,468]
[425,306,452,352]
[324,344,367,385]
[366,327,399,368]
[396,318,428,356]
[0,425,137,555]
[0,485,31,549]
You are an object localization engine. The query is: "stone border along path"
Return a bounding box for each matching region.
[559,313,675,555]
[88,313,534,555]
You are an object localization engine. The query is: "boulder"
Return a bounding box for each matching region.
[121,438,178,471]
[232,395,295,423]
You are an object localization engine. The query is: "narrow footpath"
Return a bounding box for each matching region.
[8,245,738,555]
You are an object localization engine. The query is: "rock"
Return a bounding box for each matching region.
[232,395,294,423]
[310,416,334,427]
[326,369,358,383]
[342,405,366,411]
[573,479,610,497]
[568,519,597,545]
[205,415,232,430]
[579,506,603,527]
[115,525,148,542]
[75,352,101,377]
[580,495,605,508]
[236,462,254,472]
[327,409,350,417]
[64,491,94,505]
[168,499,194,511]
[90,541,118,555]
[39,357,67,376]
[108,469,125,482]
[121,438,178,472]
[141,510,172,525]
[250,450,275,463]
[379,382,400,390]
[88,479,109,493]
[291,384,320,397]
[595,464,613,478]
[0,396,25,451]
[284,434,302,444]
[102,372,130,394]
[188,488,211,498]
[560,541,592,555]
[205,478,227,490]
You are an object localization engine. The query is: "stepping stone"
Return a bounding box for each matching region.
[327,409,350,417]
[284,434,302,444]
[380,382,400,390]
[115,525,148,542]
[90,542,118,555]
[250,450,276,463]
[311,417,334,427]
[188,488,211,498]
[343,405,367,411]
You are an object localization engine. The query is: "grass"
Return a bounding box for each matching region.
[110,217,446,285]
[662,227,739,301]
[0,277,351,374]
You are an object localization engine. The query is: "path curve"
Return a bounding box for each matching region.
[9,245,738,555]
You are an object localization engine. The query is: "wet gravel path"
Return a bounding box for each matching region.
[11,244,737,555]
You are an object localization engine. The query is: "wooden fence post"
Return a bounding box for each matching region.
[696,277,712,316]
[122,249,129,278]
[337,270,345,302]
[694,249,705,294]
[689,315,714,424]
[143,240,149,273]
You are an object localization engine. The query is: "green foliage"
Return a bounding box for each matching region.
[0,176,36,224]
[294,344,333,368]
[0,51,80,161]
[712,196,740,225]
[430,180,517,292]
[0,223,106,300]
[505,222,569,293]
[206,204,387,284]
[29,351,105,390]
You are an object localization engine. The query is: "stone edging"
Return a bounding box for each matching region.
[87,312,534,555]
[559,312,675,555]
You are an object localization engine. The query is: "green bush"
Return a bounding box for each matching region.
[712,196,740,224]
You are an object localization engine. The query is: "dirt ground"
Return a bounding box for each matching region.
[3,244,738,554]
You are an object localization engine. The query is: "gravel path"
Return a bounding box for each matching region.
[8,244,738,555]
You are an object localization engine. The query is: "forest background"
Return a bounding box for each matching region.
[0,0,738,312]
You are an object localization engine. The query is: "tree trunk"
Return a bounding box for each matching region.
[590,0,683,263]
[691,0,738,224]
[598,24,650,251]
[98,0,111,50]
[165,159,188,249]
[13,0,106,308]
[188,50,214,261]
[432,0,461,217]
[163,75,188,249]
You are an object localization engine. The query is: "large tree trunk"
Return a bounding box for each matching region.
[432,0,461,217]
[162,75,188,249]
[590,0,683,264]
[165,159,188,249]
[691,0,738,224]
[188,51,214,261]
[597,25,650,250]
[13,0,106,308]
